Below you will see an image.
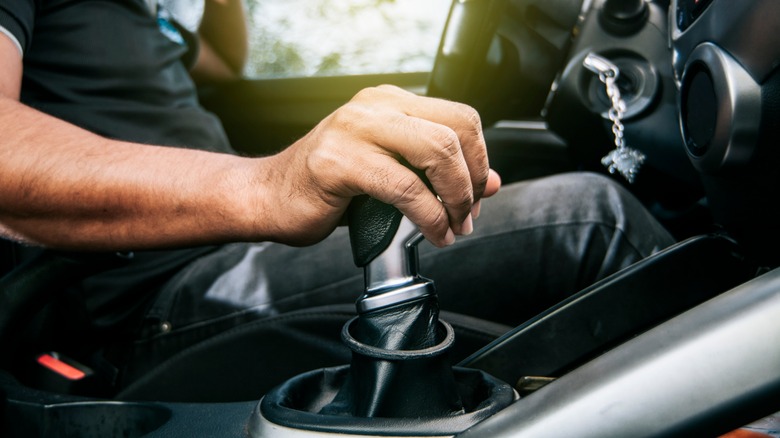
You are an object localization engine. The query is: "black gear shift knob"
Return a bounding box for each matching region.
[347,195,433,314]
[347,195,404,268]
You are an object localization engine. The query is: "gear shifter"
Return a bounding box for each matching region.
[321,195,463,418]
[348,195,434,315]
[251,196,514,437]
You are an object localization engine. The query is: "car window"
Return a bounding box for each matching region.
[161,0,452,79]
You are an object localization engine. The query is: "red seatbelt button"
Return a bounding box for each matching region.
[36,353,89,381]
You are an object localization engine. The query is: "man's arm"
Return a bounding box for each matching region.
[0,32,498,252]
[0,33,260,250]
[190,0,248,82]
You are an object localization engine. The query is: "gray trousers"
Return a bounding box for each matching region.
[113,172,675,397]
[150,171,673,328]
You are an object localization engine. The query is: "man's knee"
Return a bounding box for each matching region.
[482,172,628,225]
[475,171,673,253]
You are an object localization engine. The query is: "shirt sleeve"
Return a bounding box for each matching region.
[0,1,36,56]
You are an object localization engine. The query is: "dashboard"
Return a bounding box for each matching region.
[429,0,780,259]
[535,0,780,263]
[544,0,703,211]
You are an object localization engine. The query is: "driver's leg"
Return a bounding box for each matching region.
[422,171,675,326]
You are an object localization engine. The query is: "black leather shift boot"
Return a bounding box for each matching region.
[255,296,516,436]
[321,295,464,418]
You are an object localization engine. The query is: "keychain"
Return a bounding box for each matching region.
[583,53,646,183]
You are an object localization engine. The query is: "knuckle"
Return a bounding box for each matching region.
[390,173,426,205]
[430,127,461,161]
[458,105,485,145]
[353,85,406,106]
[353,86,386,103]
[330,103,371,135]
[447,186,474,212]
[409,200,449,237]
[448,98,479,122]
[429,175,473,215]
[463,105,482,129]
[375,84,408,98]
[426,205,450,230]
[449,101,482,130]
[375,84,399,93]
[352,87,375,101]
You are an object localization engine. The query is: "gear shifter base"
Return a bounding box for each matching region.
[325,312,463,418]
[253,361,514,437]
[251,199,515,436]
[251,296,515,436]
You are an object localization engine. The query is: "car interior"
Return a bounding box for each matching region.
[2,0,780,436]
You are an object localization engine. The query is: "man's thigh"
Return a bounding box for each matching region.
[421,172,674,325]
[155,172,673,329]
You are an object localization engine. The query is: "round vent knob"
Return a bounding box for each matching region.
[600,0,649,36]
[679,43,761,173]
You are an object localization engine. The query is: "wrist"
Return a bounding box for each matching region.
[223,155,283,243]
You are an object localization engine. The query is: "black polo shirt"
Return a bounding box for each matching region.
[0,0,234,339]
[2,0,233,152]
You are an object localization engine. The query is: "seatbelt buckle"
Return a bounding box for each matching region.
[31,352,94,394]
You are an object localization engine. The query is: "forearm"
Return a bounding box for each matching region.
[196,0,248,76]
[0,97,270,251]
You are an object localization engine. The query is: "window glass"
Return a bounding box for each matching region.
[162,0,452,78]
[245,0,451,78]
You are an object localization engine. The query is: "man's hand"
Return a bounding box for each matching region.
[253,85,501,248]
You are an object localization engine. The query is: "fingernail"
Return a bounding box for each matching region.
[472,200,482,219]
[444,228,456,246]
[461,213,473,236]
